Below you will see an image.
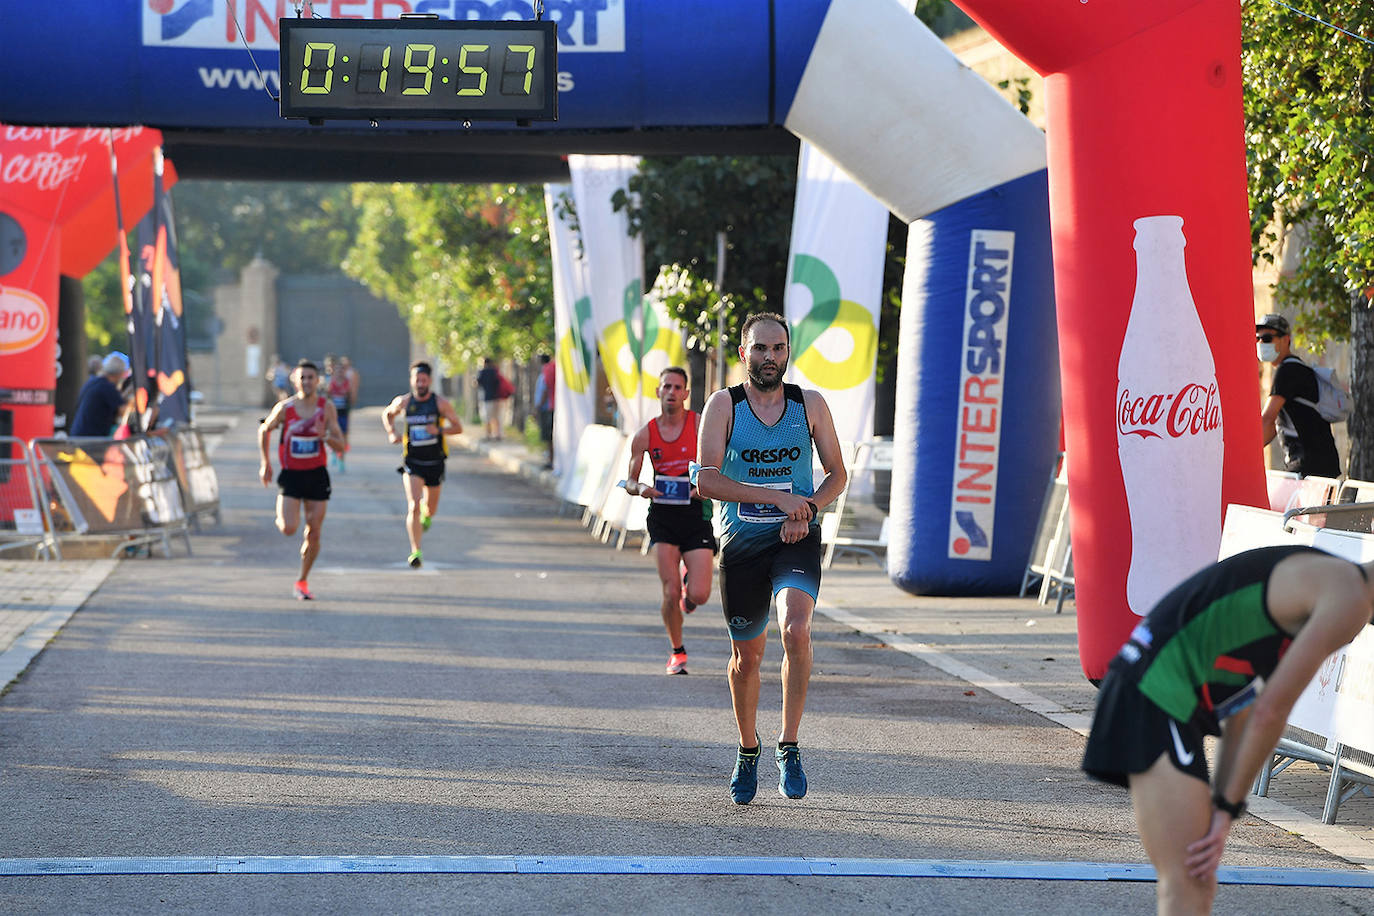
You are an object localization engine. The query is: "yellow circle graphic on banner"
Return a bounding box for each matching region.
[602,320,687,399]
[793,299,877,390]
[557,327,591,394]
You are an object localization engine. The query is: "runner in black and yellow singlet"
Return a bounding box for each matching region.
[382,361,464,568]
[1082,543,1374,913]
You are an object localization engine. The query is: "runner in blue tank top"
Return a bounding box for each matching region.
[1082,544,1374,913]
[692,312,848,805]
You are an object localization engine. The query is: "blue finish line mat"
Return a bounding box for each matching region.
[0,856,1371,886]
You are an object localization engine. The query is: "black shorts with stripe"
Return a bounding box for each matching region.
[1081,668,1209,788]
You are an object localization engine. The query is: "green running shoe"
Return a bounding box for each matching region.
[407,550,423,568]
[421,511,432,531]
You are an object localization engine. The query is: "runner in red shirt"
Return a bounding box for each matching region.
[258,359,345,600]
[623,367,717,675]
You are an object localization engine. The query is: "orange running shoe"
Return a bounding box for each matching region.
[665,651,688,675]
[293,580,314,601]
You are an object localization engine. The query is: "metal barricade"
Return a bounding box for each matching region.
[170,424,222,530]
[29,435,191,558]
[0,436,59,559]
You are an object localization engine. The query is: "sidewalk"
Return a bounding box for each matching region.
[1,421,1371,871]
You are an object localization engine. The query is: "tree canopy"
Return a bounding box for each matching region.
[1243,2,1373,338]
[343,182,553,369]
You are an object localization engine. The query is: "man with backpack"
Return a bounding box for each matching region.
[1257,313,1341,478]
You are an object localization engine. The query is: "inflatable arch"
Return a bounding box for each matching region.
[0,0,1269,680]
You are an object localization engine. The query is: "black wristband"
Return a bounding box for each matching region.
[1212,791,1246,820]
[806,500,819,522]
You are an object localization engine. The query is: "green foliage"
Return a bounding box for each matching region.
[610,155,798,357]
[1243,2,1374,345]
[344,182,553,369]
[80,180,357,356]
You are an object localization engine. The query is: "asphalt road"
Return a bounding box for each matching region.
[0,409,1367,914]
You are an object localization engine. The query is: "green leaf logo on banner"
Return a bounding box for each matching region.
[788,254,878,390]
[558,294,595,393]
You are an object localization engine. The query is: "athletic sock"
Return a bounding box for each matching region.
[672,646,685,655]
[739,743,760,756]
[777,740,798,751]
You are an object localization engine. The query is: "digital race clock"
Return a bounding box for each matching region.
[279,18,557,122]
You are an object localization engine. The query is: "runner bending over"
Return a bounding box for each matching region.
[1082,544,1374,914]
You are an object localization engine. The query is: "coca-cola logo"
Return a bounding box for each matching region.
[1118,382,1221,439]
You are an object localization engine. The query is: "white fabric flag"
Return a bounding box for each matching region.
[567,154,686,432]
[783,141,889,445]
[544,183,597,479]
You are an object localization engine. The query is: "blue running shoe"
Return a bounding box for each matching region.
[730,736,761,805]
[776,744,807,799]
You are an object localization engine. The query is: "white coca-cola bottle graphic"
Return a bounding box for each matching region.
[1116,215,1224,616]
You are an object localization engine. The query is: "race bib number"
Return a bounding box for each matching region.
[409,420,436,445]
[290,436,321,458]
[739,481,791,523]
[331,395,348,409]
[652,475,691,506]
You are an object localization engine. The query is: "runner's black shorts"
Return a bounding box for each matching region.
[400,457,445,488]
[1081,668,1209,788]
[646,502,717,554]
[278,466,331,502]
[718,527,822,642]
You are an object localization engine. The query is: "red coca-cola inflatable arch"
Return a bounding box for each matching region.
[0,126,169,444]
[953,0,1268,679]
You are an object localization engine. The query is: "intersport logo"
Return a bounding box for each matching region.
[1117,382,1220,440]
[143,0,624,52]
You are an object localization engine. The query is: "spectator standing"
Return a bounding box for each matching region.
[1257,313,1340,478]
[70,352,129,437]
[535,353,555,469]
[476,357,504,441]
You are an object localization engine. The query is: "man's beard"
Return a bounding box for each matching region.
[413,385,430,398]
[747,360,785,391]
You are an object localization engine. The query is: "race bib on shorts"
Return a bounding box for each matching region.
[739,481,791,523]
[290,436,321,458]
[331,395,348,409]
[652,475,691,506]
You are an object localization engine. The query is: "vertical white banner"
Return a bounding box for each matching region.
[783,142,888,446]
[544,183,597,480]
[568,154,686,432]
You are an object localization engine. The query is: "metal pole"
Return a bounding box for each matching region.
[714,231,727,390]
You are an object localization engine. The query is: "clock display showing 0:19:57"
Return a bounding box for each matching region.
[300,41,534,99]
[279,20,557,122]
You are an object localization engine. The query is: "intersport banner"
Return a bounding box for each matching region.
[783,142,887,445]
[543,183,597,480]
[567,154,686,432]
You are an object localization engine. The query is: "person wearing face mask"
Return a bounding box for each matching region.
[1257,313,1340,478]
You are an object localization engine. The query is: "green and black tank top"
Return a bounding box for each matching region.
[403,394,447,463]
[1110,544,1342,735]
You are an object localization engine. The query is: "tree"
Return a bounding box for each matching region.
[81,181,357,353]
[344,182,553,369]
[1243,3,1374,474]
[611,156,798,355]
